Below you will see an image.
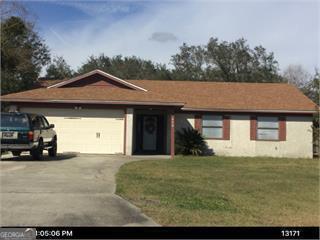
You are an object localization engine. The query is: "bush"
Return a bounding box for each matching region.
[175,128,207,156]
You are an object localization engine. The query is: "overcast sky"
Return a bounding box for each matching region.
[24,0,319,74]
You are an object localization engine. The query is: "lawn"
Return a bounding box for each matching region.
[116,156,319,226]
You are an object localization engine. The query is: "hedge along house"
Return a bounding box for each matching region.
[1,69,317,158]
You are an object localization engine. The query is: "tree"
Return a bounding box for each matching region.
[282,65,317,104]
[171,37,282,82]
[171,43,207,81]
[283,64,312,89]
[45,56,73,79]
[77,54,172,80]
[0,1,29,21]
[250,46,281,82]
[1,16,50,95]
[304,69,320,104]
[301,69,320,157]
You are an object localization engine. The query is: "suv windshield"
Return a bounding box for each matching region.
[1,114,29,129]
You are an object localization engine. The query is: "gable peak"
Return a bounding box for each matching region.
[47,69,148,91]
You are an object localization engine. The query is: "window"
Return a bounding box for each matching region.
[1,114,29,128]
[31,116,42,129]
[202,115,223,139]
[257,116,279,140]
[40,117,49,128]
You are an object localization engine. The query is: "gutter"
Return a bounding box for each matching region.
[1,98,185,107]
[181,107,317,114]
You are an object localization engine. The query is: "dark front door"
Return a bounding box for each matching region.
[135,114,165,154]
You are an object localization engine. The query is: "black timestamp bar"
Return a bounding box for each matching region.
[31,227,320,239]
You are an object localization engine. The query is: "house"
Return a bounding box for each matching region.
[1,69,317,158]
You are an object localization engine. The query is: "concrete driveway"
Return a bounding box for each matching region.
[0,153,158,226]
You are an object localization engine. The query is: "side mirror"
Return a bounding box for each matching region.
[49,124,55,129]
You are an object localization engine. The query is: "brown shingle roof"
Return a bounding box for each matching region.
[1,79,317,113]
[38,79,65,88]
[127,80,317,112]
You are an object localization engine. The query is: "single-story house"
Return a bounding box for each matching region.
[1,69,317,158]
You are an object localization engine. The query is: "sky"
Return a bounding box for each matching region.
[21,0,319,74]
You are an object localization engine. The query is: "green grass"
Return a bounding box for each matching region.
[116,156,320,226]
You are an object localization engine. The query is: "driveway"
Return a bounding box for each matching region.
[0,153,158,226]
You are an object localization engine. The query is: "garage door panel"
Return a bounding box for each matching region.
[20,107,124,154]
[21,108,123,118]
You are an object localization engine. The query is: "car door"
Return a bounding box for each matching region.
[31,115,42,141]
[42,116,54,142]
[39,116,52,144]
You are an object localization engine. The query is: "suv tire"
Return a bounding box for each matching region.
[48,138,57,157]
[31,139,44,160]
[12,151,21,157]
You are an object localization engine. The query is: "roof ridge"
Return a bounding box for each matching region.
[126,79,290,85]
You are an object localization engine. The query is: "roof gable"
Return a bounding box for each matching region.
[48,69,148,91]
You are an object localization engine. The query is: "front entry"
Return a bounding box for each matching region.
[135,114,166,154]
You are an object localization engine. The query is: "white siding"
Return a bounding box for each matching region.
[20,107,124,154]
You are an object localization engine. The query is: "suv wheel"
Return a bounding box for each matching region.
[48,138,57,157]
[12,151,21,157]
[31,139,44,160]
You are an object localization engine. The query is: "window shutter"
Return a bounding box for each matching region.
[223,116,230,140]
[279,116,286,141]
[194,114,202,133]
[250,116,257,140]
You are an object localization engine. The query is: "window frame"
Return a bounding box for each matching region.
[256,116,280,141]
[201,115,224,140]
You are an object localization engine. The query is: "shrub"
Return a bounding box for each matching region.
[175,128,207,156]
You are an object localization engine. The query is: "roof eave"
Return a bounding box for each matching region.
[2,98,184,107]
[181,107,317,114]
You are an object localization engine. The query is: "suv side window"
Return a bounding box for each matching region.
[40,116,49,128]
[32,116,44,129]
[31,116,41,129]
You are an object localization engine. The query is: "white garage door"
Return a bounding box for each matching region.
[20,107,125,154]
